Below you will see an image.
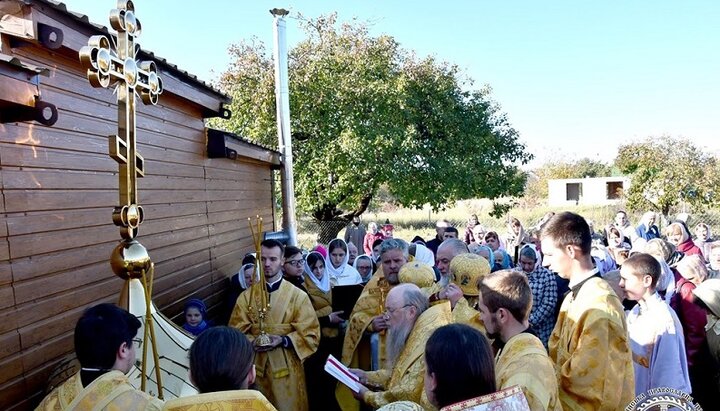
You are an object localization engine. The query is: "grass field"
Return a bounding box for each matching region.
[295,200,628,249]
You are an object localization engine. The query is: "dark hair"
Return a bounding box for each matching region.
[484,231,499,242]
[328,238,347,254]
[444,227,459,235]
[540,211,592,255]
[190,326,255,393]
[622,253,661,289]
[372,238,384,249]
[260,239,284,254]
[75,303,141,369]
[425,324,495,407]
[284,246,302,259]
[478,270,532,322]
[241,253,256,265]
[411,235,426,244]
[306,252,323,268]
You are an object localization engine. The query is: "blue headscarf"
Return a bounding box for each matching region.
[476,245,495,268]
[182,298,209,336]
[494,249,512,271]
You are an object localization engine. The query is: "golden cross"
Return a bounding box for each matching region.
[79,0,162,239]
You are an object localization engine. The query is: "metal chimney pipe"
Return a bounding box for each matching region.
[271,9,298,246]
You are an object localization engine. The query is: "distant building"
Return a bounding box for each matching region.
[548,176,630,206]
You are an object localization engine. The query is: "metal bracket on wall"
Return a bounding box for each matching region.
[0,96,58,125]
[202,104,231,119]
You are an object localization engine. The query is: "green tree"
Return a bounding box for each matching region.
[615,135,720,217]
[211,14,531,242]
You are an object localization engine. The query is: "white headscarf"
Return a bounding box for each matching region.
[304,251,330,292]
[353,255,374,282]
[413,243,435,266]
[325,239,362,286]
[237,263,260,289]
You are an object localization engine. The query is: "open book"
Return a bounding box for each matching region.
[324,354,362,393]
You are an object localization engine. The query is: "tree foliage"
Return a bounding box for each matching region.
[615,135,720,216]
[210,14,531,241]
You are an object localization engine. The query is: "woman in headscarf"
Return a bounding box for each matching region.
[667,221,703,258]
[492,249,512,272]
[635,211,660,241]
[674,254,715,408]
[692,279,720,396]
[303,251,344,411]
[463,214,479,245]
[695,222,714,259]
[223,254,258,325]
[353,254,376,284]
[473,245,496,270]
[605,225,631,265]
[410,242,435,267]
[325,238,362,286]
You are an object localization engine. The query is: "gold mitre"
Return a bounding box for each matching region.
[398,261,435,288]
[450,253,491,296]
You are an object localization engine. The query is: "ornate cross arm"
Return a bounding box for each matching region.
[78,0,162,240]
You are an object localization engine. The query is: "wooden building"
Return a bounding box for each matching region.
[0,1,280,409]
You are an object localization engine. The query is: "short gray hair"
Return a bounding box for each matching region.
[380,238,409,258]
[438,238,468,256]
[403,287,429,317]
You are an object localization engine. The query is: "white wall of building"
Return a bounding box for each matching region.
[548,177,631,207]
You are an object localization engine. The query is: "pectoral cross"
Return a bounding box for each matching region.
[79,1,162,239]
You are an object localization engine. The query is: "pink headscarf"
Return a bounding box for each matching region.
[313,244,327,258]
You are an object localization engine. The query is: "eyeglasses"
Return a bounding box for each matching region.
[383,304,412,319]
[284,260,304,267]
[132,338,142,349]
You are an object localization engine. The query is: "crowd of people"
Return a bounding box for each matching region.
[35,210,720,411]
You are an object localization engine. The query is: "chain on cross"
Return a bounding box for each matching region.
[79,0,163,239]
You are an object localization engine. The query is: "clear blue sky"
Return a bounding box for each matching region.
[64,0,720,166]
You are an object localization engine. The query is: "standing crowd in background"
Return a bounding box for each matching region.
[36,209,720,411]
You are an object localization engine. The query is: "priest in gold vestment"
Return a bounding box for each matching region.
[351,284,453,409]
[541,212,634,410]
[35,304,163,411]
[477,270,560,411]
[338,239,412,411]
[162,326,277,411]
[229,240,320,411]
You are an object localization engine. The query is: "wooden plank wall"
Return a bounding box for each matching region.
[0,27,274,411]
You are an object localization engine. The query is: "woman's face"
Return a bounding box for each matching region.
[372,245,381,260]
[710,248,720,270]
[696,226,709,241]
[512,223,521,235]
[356,258,372,278]
[667,231,682,246]
[243,267,255,286]
[486,236,499,251]
[609,233,622,247]
[330,247,346,268]
[312,261,325,280]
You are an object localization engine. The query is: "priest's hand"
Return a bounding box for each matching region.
[444,284,463,309]
[254,334,283,352]
[369,315,388,332]
[349,368,367,384]
[352,384,370,402]
[329,310,345,324]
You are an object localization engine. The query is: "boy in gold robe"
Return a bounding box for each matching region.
[35,304,163,411]
[477,270,561,410]
[351,283,452,409]
[541,212,634,410]
[229,239,320,411]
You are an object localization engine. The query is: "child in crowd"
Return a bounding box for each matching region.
[182,298,210,336]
